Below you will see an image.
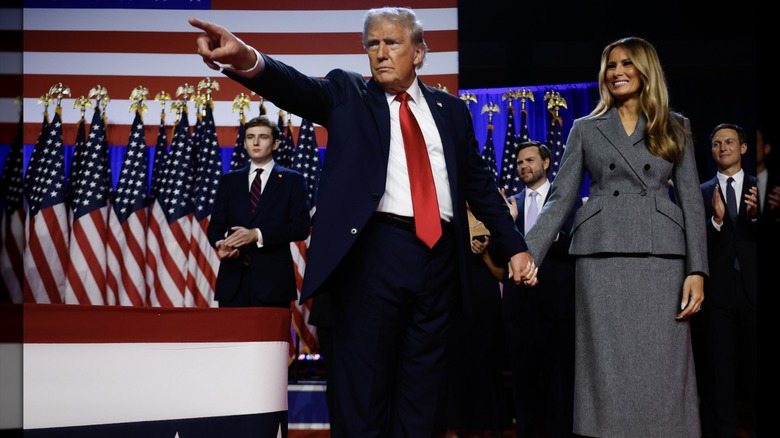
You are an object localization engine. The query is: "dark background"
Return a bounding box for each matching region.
[457,0,759,180]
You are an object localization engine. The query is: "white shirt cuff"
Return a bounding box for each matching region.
[255,228,263,247]
[219,47,263,78]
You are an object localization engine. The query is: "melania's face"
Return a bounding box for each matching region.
[606,46,641,103]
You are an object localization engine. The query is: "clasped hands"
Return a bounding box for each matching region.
[509,252,538,286]
[215,226,257,259]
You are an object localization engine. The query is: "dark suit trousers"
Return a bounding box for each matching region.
[326,215,456,437]
[507,305,575,438]
[696,268,757,438]
[217,268,293,309]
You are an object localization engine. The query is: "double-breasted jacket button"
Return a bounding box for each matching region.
[644,164,651,171]
[609,163,616,170]
[640,189,648,196]
[613,190,620,197]
[371,193,381,201]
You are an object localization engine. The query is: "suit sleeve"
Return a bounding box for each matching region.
[673,117,709,277]
[207,174,231,248]
[525,119,587,265]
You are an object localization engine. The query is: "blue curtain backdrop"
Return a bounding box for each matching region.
[0,82,599,196]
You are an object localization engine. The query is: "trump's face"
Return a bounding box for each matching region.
[365,18,423,95]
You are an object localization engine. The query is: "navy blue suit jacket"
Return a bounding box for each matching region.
[207,163,310,303]
[226,55,527,307]
[700,174,757,306]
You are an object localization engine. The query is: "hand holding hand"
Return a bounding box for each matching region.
[508,252,538,286]
[189,17,258,71]
[215,239,239,259]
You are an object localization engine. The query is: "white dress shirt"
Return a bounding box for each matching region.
[375,80,453,221]
[712,169,745,231]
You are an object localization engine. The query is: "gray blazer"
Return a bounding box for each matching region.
[525,107,708,277]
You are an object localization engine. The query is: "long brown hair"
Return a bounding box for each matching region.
[591,37,690,163]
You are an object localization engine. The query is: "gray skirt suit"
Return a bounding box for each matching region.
[524,107,708,437]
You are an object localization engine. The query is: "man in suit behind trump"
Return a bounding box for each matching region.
[207,115,311,308]
[191,7,537,436]
[502,141,582,437]
[695,123,758,438]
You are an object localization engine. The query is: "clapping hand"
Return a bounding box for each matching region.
[744,185,758,218]
[769,185,780,210]
[712,184,726,224]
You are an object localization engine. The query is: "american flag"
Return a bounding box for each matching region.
[289,118,322,355]
[546,108,565,181]
[64,115,87,207]
[274,111,295,169]
[17,2,458,149]
[480,120,499,180]
[464,94,498,179]
[0,115,25,303]
[107,109,149,307]
[23,113,50,210]
[188,103,222,307]
[23,106,69,304]
[147,107,195,307]
[499,96,522,196]
[292,119,321,206]
[512,105,532,192]
[229,119,248,171]
[64,106,112,305]
[517,107,532,145]
[149,113,169,202]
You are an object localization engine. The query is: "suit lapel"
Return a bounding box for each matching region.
[596,107,650,186]
[251,164,282,220]
[367,79,392,162]
[420,80,458,197]
[518,190,528,232]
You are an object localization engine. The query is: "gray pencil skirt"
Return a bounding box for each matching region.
[572,254,701,438]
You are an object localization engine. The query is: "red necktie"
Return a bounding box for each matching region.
[396,91,442,248]
[250,168,263,215]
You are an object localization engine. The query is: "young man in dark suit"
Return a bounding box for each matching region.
[502,141,582,437]
[190,7,537,436]
[695,123,758,438]
[207,115,310,308]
